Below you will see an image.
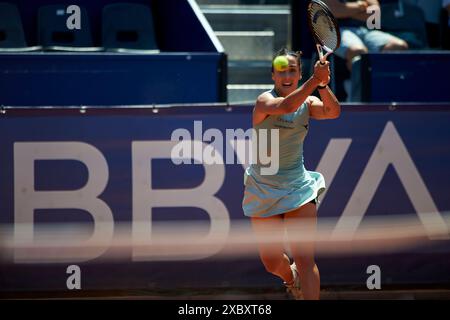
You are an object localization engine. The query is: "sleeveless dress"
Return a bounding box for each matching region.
[242,89,326,218]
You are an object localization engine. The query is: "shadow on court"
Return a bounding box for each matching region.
[2,286,450,300]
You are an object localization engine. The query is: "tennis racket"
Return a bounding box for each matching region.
[307,0,341,65]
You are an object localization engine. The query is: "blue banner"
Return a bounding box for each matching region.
[1,104,450,292]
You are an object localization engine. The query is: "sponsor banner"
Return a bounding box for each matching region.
[1,104,450,291]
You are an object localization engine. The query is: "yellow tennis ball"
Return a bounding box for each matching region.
[273,55,289,71]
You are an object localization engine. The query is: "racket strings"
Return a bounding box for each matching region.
[309,5,339,51]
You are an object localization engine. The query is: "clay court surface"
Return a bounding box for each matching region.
[3,286,450,300]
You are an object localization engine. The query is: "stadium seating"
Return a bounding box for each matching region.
[0,2,41,52]
[38,4,102,51]
[0,0,226,105]
[102,3,159,53]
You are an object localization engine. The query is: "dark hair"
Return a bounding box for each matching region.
[271,47,303,72]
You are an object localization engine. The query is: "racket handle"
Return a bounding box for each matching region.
[317,44,326,65]
[319,55,327,65]
[321,50,333,64]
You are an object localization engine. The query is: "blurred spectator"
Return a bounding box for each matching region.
[443,0,450,49]
[403,0,443,47]
[444,0,450,25]
[378,0,428,49]
[323,0,408,71]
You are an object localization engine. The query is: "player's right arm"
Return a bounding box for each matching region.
[254,62,329,124]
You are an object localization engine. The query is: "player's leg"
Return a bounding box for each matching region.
[382,38,409,51]
[335,27,368,71]
[284,202,320,300]
[250,215,293,285]
[363,29,409,52]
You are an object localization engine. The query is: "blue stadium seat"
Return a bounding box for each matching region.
[0,2,41,52]
[38,4,102,52]
[102,3,160,53]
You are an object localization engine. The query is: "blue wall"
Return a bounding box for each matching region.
[360,52,450,103]
[0,52,225,105]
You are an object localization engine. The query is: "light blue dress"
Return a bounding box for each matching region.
[242,89,326,218]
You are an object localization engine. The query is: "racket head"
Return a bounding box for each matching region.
[307,0,341,53]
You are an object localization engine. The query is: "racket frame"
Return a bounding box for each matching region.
[307,0,341,64]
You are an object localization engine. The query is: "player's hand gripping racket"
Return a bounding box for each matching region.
[307,0,341,65]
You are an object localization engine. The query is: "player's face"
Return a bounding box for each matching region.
[272,55,302,97]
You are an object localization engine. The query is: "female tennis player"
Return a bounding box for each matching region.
[242,48,340,300]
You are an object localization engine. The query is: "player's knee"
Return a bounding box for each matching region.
[383,38,409,51]
[346,45,368,61]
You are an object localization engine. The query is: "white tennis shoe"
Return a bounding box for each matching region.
[284,263,303,300]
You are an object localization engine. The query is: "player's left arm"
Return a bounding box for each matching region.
[307,88,341,120]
